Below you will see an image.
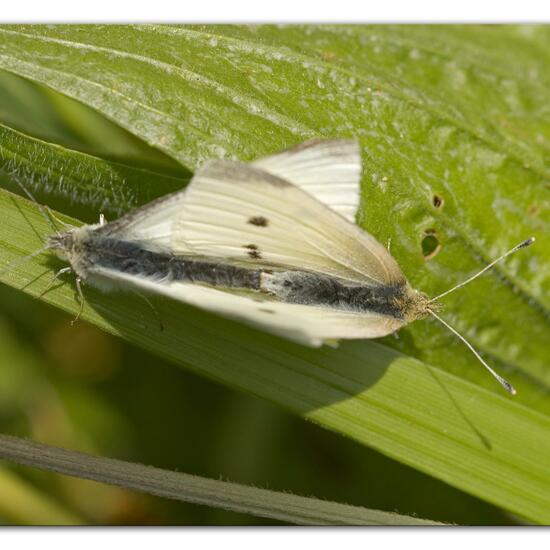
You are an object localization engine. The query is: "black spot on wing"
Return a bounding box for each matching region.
[248,216,269,227]
[243,244,262,259]
[259,308,276,314]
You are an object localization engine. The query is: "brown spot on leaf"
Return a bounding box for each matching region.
[527,204,540,217]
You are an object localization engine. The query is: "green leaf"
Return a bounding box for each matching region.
[0,68,191,175]
[0,121,187,217]
[0,24,548,522]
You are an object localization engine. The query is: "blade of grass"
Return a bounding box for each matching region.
[0,121,188,217]
[0,189,549,524]
[0,433,437,525]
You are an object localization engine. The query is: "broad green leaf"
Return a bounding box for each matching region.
[0,25,548,522]
[0,68,189,175]
[0,24,546,398]
[0,433,438,525]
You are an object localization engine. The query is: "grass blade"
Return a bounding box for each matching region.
[0,433,437,525]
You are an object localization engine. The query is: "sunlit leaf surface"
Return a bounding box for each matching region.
[0,25,548,523]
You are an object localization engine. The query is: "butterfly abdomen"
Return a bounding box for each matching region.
[261,271,409,318]
[83,236,265,289]
[78,236,410,319]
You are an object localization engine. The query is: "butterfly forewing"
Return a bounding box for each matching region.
[172,160,405,287]
[100,139,363,257]
[97,191,194,252]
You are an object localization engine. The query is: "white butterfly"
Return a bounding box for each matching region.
[32,139,533,393]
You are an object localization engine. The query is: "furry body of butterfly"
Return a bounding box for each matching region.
[50,231,425,320]
[47,139,433,347]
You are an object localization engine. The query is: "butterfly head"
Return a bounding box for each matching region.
[46,225,92,275]
[47,230,76,261]
[403,286,442,322]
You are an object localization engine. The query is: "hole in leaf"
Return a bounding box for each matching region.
[432,194,444,208]
[421,229,441,260]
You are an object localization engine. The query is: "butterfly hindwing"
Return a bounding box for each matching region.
[97,190,194,253]
[91,267,406,346]
[252,139,361,222]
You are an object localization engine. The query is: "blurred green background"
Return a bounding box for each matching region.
[0,66,517,526]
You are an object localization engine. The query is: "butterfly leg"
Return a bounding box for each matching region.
[71,276,85,326]
[131,289,164,331]
[37,266,72,299]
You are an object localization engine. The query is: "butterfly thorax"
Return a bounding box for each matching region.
[47,226,99,279]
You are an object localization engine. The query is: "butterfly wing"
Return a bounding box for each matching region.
[88,139,408,345]
[96,190,194,253]
[252,139,361,222]
[172,160,405,286]
[90,267,405,346]
[98,139,361,250]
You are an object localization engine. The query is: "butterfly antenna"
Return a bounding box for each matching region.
[428,237,535,303]
[12,178,63,238]
[429,309,516,395]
